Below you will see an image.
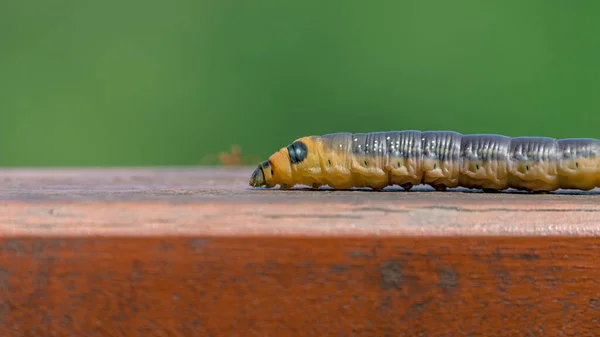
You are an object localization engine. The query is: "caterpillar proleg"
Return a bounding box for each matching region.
[248,131,600,192]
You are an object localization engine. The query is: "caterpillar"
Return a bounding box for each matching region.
[248,131,600,193]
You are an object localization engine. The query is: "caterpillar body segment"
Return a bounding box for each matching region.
[458,134,510,191]
[248,131,600,192]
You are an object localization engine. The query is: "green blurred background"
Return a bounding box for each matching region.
[1,0,598,167]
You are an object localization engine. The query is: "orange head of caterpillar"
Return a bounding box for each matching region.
[249,137,317,189]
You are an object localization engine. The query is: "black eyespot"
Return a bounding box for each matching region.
[433,164,437,169]
[271,169,274,175]
[576,162,579,168]
[397,162,401,168]
[328,159,331,165]
[476,164,479,170]
[287,141,308,164]
[364,160,368,167]
[526,165,529,171]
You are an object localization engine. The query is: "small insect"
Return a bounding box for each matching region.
[248,130,600,193]
[199,145,262,166]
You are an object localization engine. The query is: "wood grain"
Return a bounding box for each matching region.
[1,168,599,336]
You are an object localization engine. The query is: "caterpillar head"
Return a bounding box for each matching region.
[249,137,315,188]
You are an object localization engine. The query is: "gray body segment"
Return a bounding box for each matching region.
[321,131,599,162]
[321,131,424,159]
[509,137,559,162]
[460,134,511,162]
[320,130,425,163]
[558,138,600,159]
[422,131,462,162]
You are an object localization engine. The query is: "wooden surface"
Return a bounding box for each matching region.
[1,167,600,336]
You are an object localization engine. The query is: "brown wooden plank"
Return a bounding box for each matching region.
[1,236,599,336]
[0,168,599,336]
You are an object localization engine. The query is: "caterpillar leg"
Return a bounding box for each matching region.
[400,182,413,191]
[428,184,446,191]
